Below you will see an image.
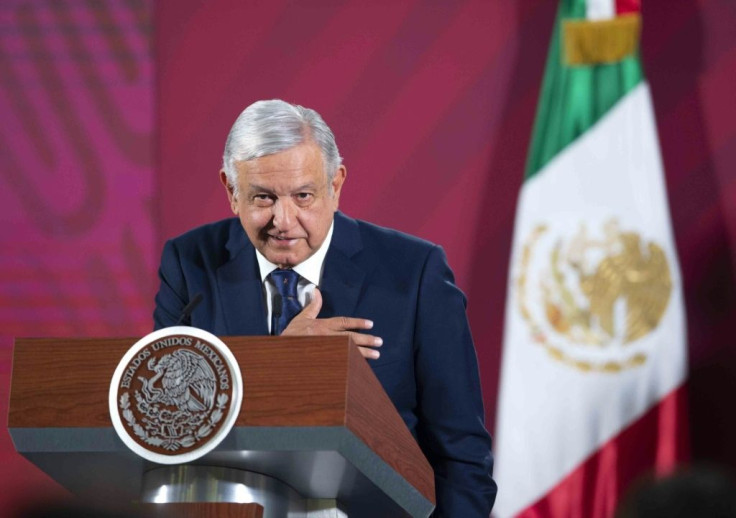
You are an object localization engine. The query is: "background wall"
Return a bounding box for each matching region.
[1,0,734,515]
[0,0,156,512]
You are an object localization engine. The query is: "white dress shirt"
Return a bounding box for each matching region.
[255,221,334,334]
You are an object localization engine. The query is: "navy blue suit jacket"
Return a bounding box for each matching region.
[154,211,497,516]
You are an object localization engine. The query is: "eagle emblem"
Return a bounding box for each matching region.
[109,328,243,464]
[139,349,217,413]
[517,219,674,372]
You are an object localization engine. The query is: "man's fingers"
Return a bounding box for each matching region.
[348,331,382,361]
[331,316,374,331]
[346,331,383,348]
[358,346,380,360]
[283,295,383,352]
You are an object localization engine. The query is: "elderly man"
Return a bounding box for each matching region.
[154,99,497,516]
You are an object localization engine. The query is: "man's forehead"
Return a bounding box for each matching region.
[245,179,322,193]
[236,144,324,174]
[240,162,313,176]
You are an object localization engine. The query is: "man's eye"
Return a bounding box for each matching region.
[294,193,314,203]
[252,194,274,205]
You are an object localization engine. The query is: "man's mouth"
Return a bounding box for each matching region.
[267,235,299,245]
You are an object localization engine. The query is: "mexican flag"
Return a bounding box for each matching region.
[493,1,688,517]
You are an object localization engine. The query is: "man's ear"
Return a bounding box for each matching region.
[219,170,238,214]
[331,165,347,207]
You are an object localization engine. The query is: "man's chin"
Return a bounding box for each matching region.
[261,249,307,268]
[256,237,318,267]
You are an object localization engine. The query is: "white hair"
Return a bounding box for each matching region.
[222,99,343,197]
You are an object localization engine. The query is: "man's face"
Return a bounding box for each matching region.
[221,142,346,268]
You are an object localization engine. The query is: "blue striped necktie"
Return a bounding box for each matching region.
[270,269,302,335]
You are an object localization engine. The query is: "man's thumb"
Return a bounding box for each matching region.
[301,287,323,318]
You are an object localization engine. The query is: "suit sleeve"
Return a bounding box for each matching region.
[153,239,189,329]
[414,245,497,517]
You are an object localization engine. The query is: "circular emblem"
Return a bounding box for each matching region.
[109,326,243,464]
[516,219,673,372]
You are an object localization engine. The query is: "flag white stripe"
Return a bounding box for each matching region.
[587,0,616,20]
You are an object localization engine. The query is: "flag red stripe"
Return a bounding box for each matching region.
[655,381,690,473]
[515,385,689,518]
[616,0,640,15]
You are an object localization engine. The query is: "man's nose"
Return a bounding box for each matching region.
[272,199,296,230]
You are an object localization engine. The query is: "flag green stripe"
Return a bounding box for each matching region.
[524,0,643,180]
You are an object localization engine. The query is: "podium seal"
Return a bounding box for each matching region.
[109,326,243,464]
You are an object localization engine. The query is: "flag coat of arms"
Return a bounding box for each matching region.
[494,0,688,516]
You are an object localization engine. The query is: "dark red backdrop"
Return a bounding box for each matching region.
[1,0,734,514]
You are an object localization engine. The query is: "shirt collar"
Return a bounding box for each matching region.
[255,219,334,286]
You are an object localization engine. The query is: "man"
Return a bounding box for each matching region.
[154,99,497,516]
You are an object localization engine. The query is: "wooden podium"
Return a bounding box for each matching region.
[8,336,435,517]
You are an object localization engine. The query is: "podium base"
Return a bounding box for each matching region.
[141,465,305,517]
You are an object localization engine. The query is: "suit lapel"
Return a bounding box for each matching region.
[216,222,269,335]
[319,212,366,318]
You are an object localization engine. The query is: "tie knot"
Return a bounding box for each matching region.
[270,269,300,299]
